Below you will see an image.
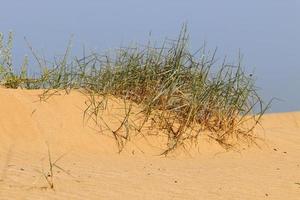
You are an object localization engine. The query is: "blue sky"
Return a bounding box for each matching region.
[1,0,299,112]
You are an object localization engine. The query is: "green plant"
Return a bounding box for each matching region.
[0,26,271,154]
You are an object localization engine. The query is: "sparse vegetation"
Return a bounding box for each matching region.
[35,144,71,190]
[0,26,270,155]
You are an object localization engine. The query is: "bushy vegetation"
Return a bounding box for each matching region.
[0,26,270,154]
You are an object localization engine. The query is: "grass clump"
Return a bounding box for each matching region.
[0,26,270,155]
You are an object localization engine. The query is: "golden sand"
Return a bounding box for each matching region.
[0,88,299,199]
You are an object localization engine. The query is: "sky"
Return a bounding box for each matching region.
[1,0,299,112]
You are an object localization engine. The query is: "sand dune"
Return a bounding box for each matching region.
[0,88,299,199]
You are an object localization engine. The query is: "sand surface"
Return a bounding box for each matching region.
[0,88,299,200]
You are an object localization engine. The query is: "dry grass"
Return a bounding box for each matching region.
[0,25,271,155]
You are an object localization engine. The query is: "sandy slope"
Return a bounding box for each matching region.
[0,88,299,200]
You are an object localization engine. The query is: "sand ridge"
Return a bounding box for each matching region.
[0,88,299,199]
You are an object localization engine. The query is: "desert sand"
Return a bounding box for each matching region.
[0,88,299,200]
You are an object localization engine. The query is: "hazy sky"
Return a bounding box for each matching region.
[1,0,299,112]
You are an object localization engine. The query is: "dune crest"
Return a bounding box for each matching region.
[0,88,299,199]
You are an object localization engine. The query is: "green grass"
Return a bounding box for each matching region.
[0,26,271,155]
